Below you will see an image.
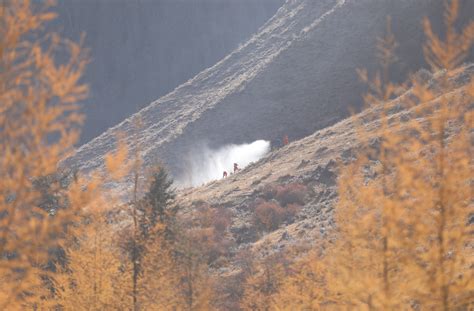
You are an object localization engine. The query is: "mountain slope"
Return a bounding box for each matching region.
[176,63,473,263]
[65,0,473,184]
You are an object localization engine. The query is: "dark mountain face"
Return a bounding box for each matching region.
[66,0,474,184]
[53,0,284,144]
[164,0,471,150]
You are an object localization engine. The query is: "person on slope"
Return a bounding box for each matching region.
[234,163,239,173]
[223,171,228,178]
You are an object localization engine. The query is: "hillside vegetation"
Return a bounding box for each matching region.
[0,0,473,310]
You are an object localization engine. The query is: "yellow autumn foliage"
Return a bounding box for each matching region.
[0,1,134,309]
[0,0,90,308]
[274,1,473,310]
[51,210,130,311]
[1,0,472,310]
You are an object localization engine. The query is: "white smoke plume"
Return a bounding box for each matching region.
[178,140,270,188]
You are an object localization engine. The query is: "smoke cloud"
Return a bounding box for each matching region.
[178,140,270,188]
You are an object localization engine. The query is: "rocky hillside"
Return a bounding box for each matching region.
[64,0,474,183]
[176,63,473,266]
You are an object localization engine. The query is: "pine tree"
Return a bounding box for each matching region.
[120,163,182,310]
[139,167,177,240]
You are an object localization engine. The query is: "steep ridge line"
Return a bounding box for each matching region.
[64,0,474,191]
[64,0,341,176]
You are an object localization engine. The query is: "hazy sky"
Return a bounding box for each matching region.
[52,0,285,144]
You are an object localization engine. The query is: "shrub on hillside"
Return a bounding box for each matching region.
[184,203,234,265]
[253,200,300,232]
[260,183,308,207]
[275,183,307,206]
[254,201,285,231]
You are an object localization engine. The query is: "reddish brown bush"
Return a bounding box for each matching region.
[253,198,302,232]
[254,201,285,231]
[260,183,308,207]
[185,203,234,265]
[275,183,307,207]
